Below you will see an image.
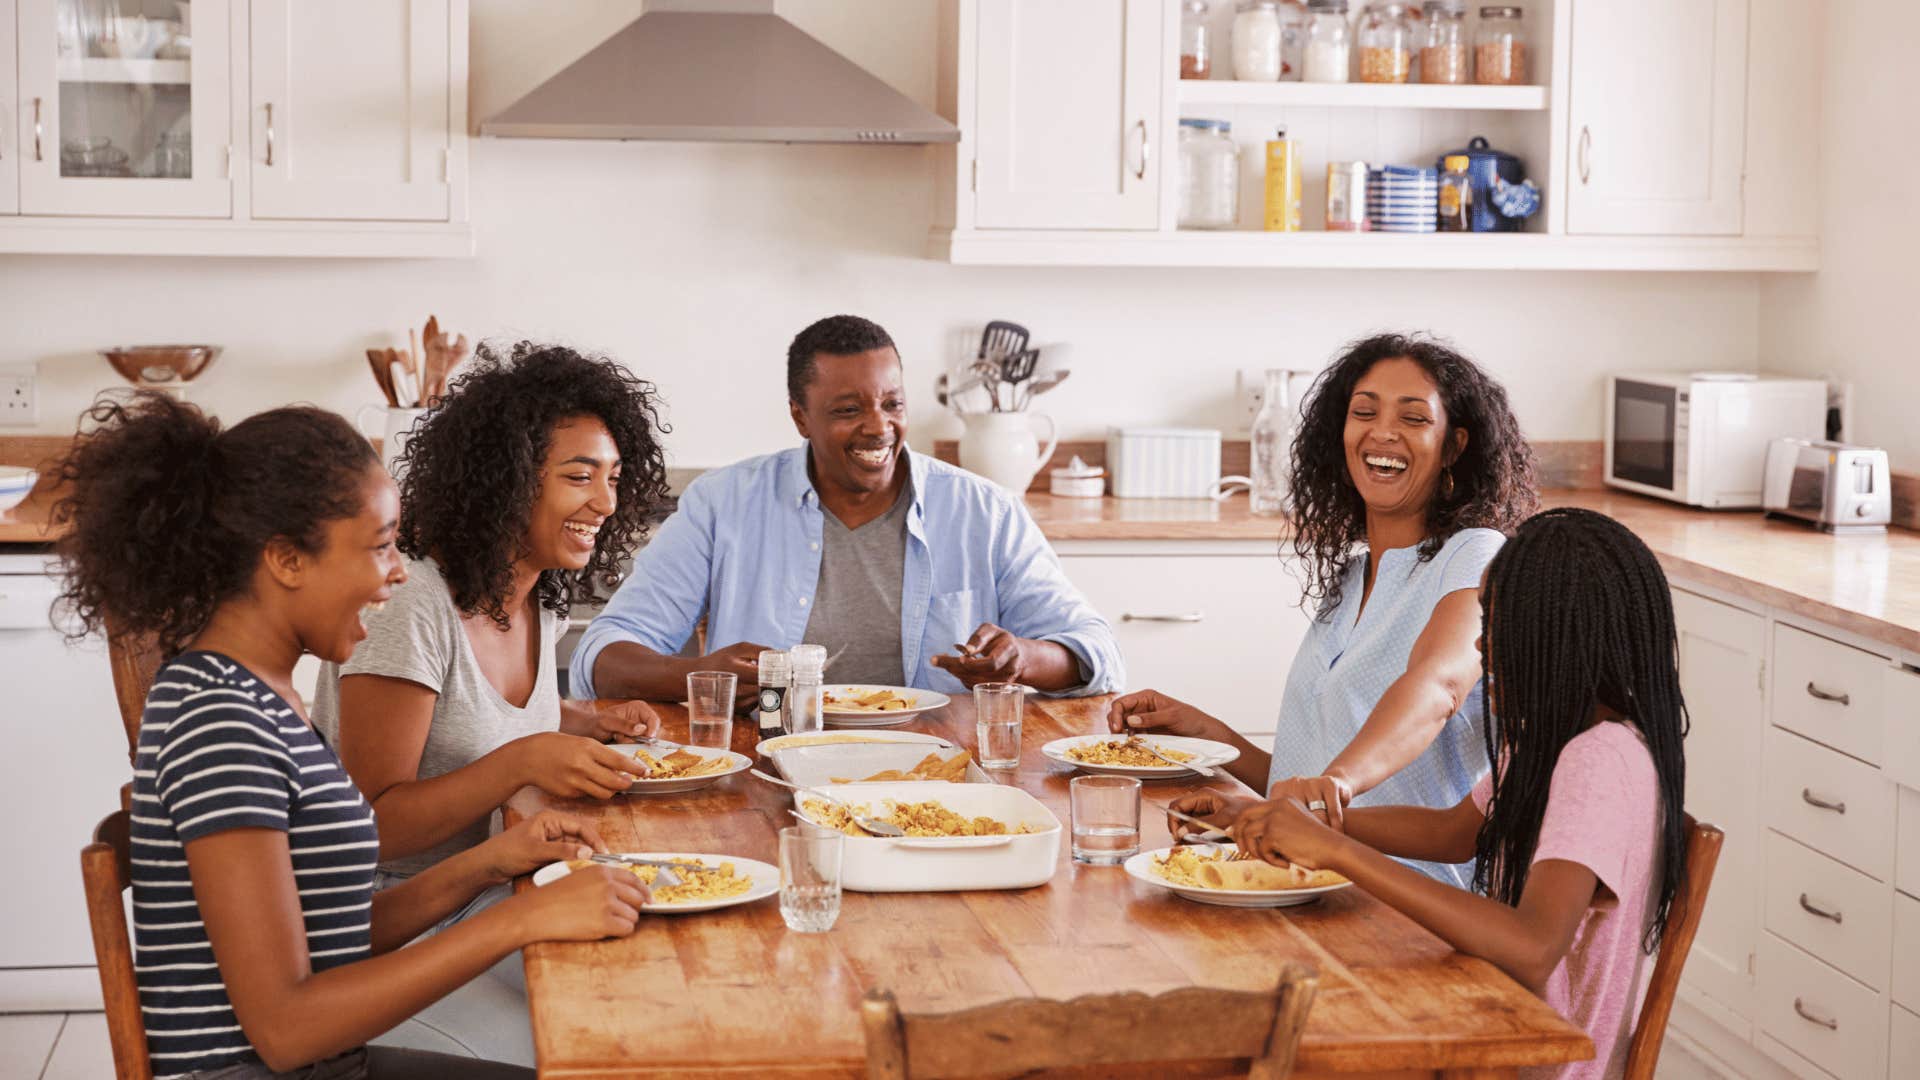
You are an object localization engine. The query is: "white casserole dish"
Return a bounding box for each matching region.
[791,781,1062,892]
[771,742,990,789]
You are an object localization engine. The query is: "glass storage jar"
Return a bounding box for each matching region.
[1419,0,1468,83]
[1302,0,1351,82]
[1232,0,1284,81]
[1178,118,1239,229]
[1475,5,1527,85]
[1357,3,1415,83]
[1180,0,1212,79]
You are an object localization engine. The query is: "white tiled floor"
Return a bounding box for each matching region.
[0,1010,1735,1078]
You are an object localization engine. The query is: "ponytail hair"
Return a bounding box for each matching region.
[52,394,379,658]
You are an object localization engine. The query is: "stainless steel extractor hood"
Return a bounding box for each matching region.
[480,1,958,145]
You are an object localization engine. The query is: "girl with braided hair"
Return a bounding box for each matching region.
[1180,508,1690,1080]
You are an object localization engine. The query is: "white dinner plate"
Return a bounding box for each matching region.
[754,730,951,756]
[607,744,750,794]
[1039,734,1240,778]
[532,852,779,914]
[1122,845,1351,908]
[821,685,951,726]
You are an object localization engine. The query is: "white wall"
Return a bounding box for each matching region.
[0,1,1764,468]
[1758,0,1917,469]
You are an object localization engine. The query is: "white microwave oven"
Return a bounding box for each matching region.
[1604,372,1827,508]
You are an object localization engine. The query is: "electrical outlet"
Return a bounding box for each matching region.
[0,365,37,427]
[1234,369,1267,432]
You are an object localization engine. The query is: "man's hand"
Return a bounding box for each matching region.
[931,623,1026,687]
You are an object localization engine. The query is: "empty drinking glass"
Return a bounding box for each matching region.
[1070,775,1142,864]
[973,682,1024,769]
[686,670,736,748]
[778,824,844,933]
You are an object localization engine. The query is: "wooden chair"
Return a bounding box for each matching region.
[1623,815,1725,1080]
[860,965,1318,1079]
[106,620,163,763]
[81,788,154,1080]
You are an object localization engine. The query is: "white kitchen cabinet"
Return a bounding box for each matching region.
[0,0,17,214]
[248,0,452,222]
[16,0,233,218]
[1056,543,1307,738]
[971,0,1162,230]
[1564,0,1749,235]
[1673,587,1766,1021]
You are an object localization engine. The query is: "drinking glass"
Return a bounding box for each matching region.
[778,824,843,933]
[686,670,736,749]
[973,682,1024,769]
[1070,775,1142,864]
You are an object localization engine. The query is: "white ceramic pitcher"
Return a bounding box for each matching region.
[958,411,1058,493]
[355,405,426,479]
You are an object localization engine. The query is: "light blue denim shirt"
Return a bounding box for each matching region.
[570,446,1123,699]
[1269,527,1503,888]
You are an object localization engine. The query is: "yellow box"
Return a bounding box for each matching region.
[1264,136,1302,232]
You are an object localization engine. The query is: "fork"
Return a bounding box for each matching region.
[749,768,907,837]
[1133,738,1217,779]
[1163,807,1256,860]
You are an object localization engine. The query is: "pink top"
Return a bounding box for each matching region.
[1471,721,1662,1080]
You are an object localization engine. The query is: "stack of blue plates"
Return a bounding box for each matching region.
[1366,165,1438,233]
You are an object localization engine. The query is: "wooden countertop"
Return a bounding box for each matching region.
[1024,492,1287,541]
[509,699,1591,1078]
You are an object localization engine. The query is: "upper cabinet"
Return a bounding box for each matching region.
[973,0,1161,230]
[1564,0,1748,235]
[0,0,470,255]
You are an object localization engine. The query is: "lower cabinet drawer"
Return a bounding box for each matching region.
[1758,933,1886,1080]
[1762,726,1895,880]
[1896,892,1920,1013]
[1763,831,1892,991]
[1892,1004,1920,1080]
[1771,623,1887,765]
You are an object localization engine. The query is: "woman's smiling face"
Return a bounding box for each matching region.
[1342,356,1467,520]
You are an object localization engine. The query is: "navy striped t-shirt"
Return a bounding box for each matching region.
[130,651,379,1078]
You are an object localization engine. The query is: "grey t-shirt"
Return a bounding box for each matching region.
[801,487,910,686]
[311,556,561,877]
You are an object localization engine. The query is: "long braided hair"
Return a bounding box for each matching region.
[1472,508,1690,954]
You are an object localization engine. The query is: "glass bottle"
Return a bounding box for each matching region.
[1180,0,1212,79]
[786,644,826,735]
[1437,154,1473,231]
[1419,0,1468,84]
[1302,0,1351,83]
[1231,0,1283,82]
[1357,3,1415,84]
[756,649,790,741]
[1177,119,1239,229]
[1250,370,1298,516]
[1475,6,1527,85]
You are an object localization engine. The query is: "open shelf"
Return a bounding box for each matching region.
[56,58,191,86]
[1177,80,1548,111]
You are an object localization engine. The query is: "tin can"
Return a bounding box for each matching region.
[1326,160,1371,231]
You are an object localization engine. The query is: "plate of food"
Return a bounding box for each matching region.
[1039,734,1241,777]
[754,730,953,756]
[531,852,778,914]
[608,743,751,794]
[1123,844,1351,908]
[821,685,951,725]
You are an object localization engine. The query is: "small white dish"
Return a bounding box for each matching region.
[1039,734,1241,778]
[1123,845,1351,908]
[0,467,37,514]
[531,852,778,914]
[607,745,749,794]
[821,684,951,726]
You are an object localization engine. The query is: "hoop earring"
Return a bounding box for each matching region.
[1441,468,1456,499]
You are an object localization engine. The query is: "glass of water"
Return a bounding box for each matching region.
[686,671,736,749]
[778,824,844,933]
[1070,775,1142,865]
[973,682,1024,769]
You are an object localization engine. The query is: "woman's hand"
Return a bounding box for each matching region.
[1265,774,1355,831]
[1165,790,1261,841]
[510,864,648,943]
[478,810,609,883]
[1104,689,1224,740]
[563,699,663,743]
[513,732,647,799]
[1231,797,1351,872]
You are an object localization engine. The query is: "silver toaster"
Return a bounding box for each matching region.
[1761,438,1891,533]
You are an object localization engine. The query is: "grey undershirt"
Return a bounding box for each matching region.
[801,485,910,686]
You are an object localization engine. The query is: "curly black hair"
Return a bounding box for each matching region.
[52,394,380,658]
[1288,333,1538,617]
[395,341,671,629]
[787,314,897,404]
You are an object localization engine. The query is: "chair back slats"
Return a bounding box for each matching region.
[107,621,163,765]
[82,798,153,1080]
[1624,815,1724,1080]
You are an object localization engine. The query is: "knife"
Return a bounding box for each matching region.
[1163,806,1233,844]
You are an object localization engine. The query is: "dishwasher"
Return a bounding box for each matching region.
[0,548,131,1011]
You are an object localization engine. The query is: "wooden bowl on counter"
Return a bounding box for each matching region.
[101,345,222,386]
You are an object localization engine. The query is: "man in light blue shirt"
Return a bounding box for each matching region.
[570,315,1121,703]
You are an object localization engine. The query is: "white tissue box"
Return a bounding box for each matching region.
[1105,427,1222,499]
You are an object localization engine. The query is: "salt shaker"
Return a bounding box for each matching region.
[787,644,827,735]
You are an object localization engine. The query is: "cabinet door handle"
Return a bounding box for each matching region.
[1800,788,1846,814]
[1121,612,1203,624]
[1131,119,1148,181]
[265,103,275,166]
[1805,681,1850,706]
[1577,125,1591,185]
[1797,894,1843,924]
[33,98,44,162]
[1793,998,1838,1030]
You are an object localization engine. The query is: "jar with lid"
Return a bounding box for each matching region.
[1357,3,1415,83]
[1437,154,1473,231]
[1302,0,1351,83]
[1180,0,1212,79]
[1475,5,1526,85]
[1419,0,1467,83]
[1231,0,1284,81]
[1178,118,1239,229]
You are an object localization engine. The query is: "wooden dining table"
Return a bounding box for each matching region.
[506,695,1591,1079]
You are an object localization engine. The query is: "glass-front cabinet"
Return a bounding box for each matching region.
[17,0,230,216]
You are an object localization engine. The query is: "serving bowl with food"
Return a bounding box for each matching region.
[608,743,750,794]
[771,743,987,789]
[1123,844,1351,908]
[789,781,1061,891]
[531,852,778,914]
[1040,734,1241,778]
[755,730,951,756]
[822,684,951,725]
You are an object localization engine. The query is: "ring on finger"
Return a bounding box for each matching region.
[1306,799,1328,812]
